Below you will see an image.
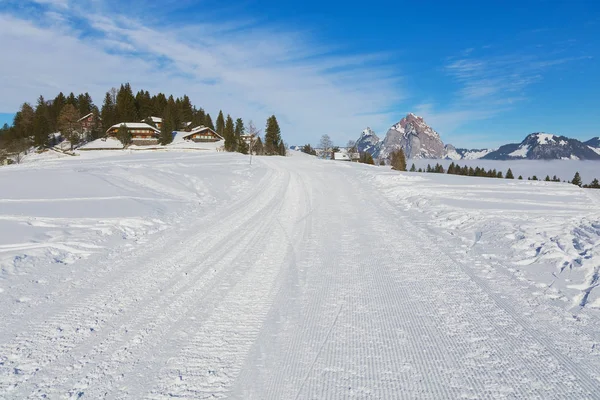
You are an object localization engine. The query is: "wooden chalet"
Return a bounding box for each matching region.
[78,113,101,133]
[106,122,160,145]
[141,116,163,130]
[181,126,223,142]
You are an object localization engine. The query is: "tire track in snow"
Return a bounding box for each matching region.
[364,168,600,398]
[0,163,280,396]
[144,163,303,399]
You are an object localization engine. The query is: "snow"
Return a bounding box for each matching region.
[79,137,124,150]
[589,146,600,156]
[2,151,600,398]
[508,144,530,157]
[462,148,494,159]
[106,122,160,132]
[536,133,556,145]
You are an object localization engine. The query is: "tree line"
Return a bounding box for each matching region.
[0,83,286,162]
[402,160,600,189]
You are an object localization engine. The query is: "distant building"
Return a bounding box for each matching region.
[240,133,256,144]
[78,113,101,133]
[334,152,351,161]
[141,116,163,130]
[106,123,160,145]
[180,126,223,142]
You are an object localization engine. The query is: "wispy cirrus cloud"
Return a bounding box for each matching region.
[413,49,592,147]
[0,0,404,145]
[445,52,591,103]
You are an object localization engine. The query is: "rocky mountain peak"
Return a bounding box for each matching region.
[379,113,445,159]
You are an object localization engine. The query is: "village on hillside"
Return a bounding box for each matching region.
[0,83,286,164]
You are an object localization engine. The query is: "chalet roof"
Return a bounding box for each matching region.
[77,112,101,122]
[142,116,162,123]
[107,122,160,133]
[183,126,223,140]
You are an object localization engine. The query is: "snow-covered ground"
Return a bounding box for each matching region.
[1,151,600,398]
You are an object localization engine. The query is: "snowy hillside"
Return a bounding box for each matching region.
[2,151,600,398]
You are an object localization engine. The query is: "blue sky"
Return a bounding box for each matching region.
[0,0,598,148]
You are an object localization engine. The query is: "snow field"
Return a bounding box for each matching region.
[1,151,600,398]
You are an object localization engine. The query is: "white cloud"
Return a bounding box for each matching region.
[0,4,404,146]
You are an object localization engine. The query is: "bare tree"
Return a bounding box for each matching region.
[319,134,333,159]
[58,104,81,150]
[246,120,262,163]
[346,140,357,161]
[7,138,30,164]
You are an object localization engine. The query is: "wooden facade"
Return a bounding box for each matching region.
[78,113,101,133]
[183,126,223,142]
[106,123,160,145]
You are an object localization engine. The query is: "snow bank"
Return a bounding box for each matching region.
[79,137,124,150]
[366,167,600,310]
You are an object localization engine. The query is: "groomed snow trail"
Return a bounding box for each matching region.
[1,152,600,399]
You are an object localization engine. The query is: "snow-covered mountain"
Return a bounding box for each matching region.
[376,113,445,160]
[356,127,381,155]
[585,137,600,156]
[483,133,600,160]
[443,144,494,160]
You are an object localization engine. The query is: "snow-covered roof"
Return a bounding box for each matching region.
[188,125,223,139]
[107,122,160,133]
[78,113,94,121]
[142,116,162,123]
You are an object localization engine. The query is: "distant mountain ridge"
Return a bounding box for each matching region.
[482,133,600,161]
[355,114,599,161]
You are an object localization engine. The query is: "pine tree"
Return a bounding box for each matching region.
[77,93,93,117]
[264,115,282,155]
[116,83,138,122]
[418,168,423,172]
[224,114,236,152]
[193,108,206,127]
[254,136,264,155]
[518,175,523,180]
[279,141,287,156]
[234,118,244,138]
[205,113,215,130]
[571,171,582,187]
[238,137,249,154]
[116,124,132,146]
[545,175,551,181]
[506,168,514,179]
[180,95,193,123]
[531,175,538,181]
[66,92,78,108]
[160,100,176,145]
[216,110,225,137]
[589,178,600,189]
[101,91,117,131]
[32,96,50,148]
[136,90,153,120]
[497,171,503,178]
[410,163,416,172]
[152,93,168,116]
[50,92,67,131]
[358,152,374,165]
[426,164,432,173]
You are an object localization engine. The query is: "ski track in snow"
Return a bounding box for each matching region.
[1,151,600,398]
